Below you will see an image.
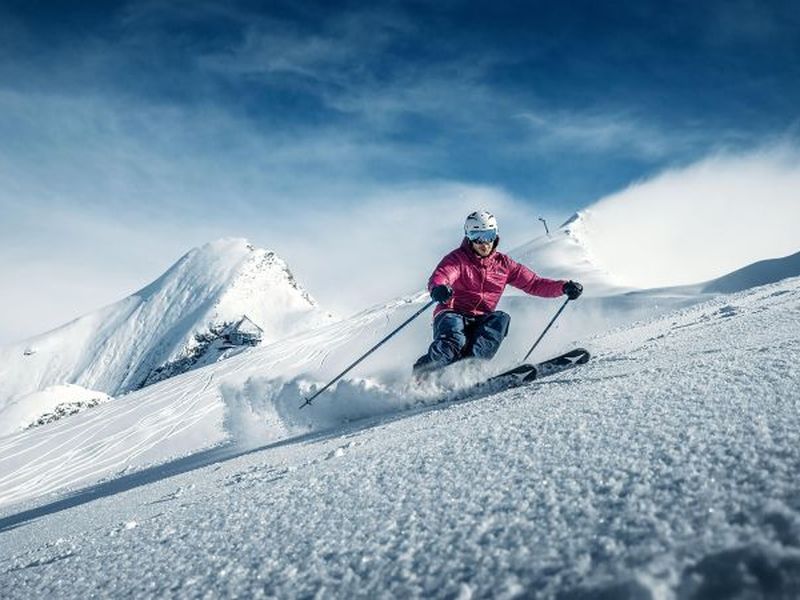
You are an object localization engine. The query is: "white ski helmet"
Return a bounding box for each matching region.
[464,210,498,242]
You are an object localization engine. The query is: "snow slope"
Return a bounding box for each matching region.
[0,274,798,598]
[0,238,333,434]
[702,249,800,294]
[1,384,112,434]
[3,239,800,510]
[5,158,796,437]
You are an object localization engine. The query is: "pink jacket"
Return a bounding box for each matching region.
[428,238,565,317]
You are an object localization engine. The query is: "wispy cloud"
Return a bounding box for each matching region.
[275,183,552,317]
[514,110,680,159]
[196,6,415,83]
[703,0,797,46]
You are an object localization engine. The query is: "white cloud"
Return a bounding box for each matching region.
[0,66,566,345]
[271,183,555,318]
[0,146,556,343]
[515,110,681,159]
[0,205,227,344]
[197,6,415,85]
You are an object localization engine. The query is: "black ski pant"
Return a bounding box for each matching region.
[414,310,510,373]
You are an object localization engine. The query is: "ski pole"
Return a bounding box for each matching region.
[300,299,437,409]
[522,297,571,362]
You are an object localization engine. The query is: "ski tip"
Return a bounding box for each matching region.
[566,348,591,363]
[522,367,538,383]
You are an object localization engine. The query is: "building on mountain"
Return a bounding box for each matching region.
[222,316,264,348]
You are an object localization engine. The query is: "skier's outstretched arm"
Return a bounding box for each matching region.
[506,258,566,298]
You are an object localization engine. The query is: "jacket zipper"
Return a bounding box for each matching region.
[473,261,486,313]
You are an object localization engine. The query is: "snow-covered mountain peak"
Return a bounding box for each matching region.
[187,238,330,344]
[0,238,335,433]
[135,238,312,306]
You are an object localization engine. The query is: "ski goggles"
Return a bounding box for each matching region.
[466,229,497,244]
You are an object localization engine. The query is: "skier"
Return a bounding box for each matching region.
[413,210,583,377]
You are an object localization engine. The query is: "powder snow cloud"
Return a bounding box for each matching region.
[579,147,800,288]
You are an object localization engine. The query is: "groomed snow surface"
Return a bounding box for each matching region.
[1,276,799,598]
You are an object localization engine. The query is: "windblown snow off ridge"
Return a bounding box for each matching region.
[510,151,800,295]
[571,151,800,289]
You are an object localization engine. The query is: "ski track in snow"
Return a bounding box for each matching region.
[0,375,219,505]
[0,299,410,508]
[0,278,798,597]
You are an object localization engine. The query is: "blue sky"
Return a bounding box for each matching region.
[1,0,799,342]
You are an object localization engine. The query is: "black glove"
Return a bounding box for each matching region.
[563,280,583,300]
[430,284,453,303]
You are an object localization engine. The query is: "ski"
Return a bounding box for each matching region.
[454,348,591,400]
[493,347,591,384]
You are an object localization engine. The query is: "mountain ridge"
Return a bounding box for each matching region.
[0,238,333,430]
